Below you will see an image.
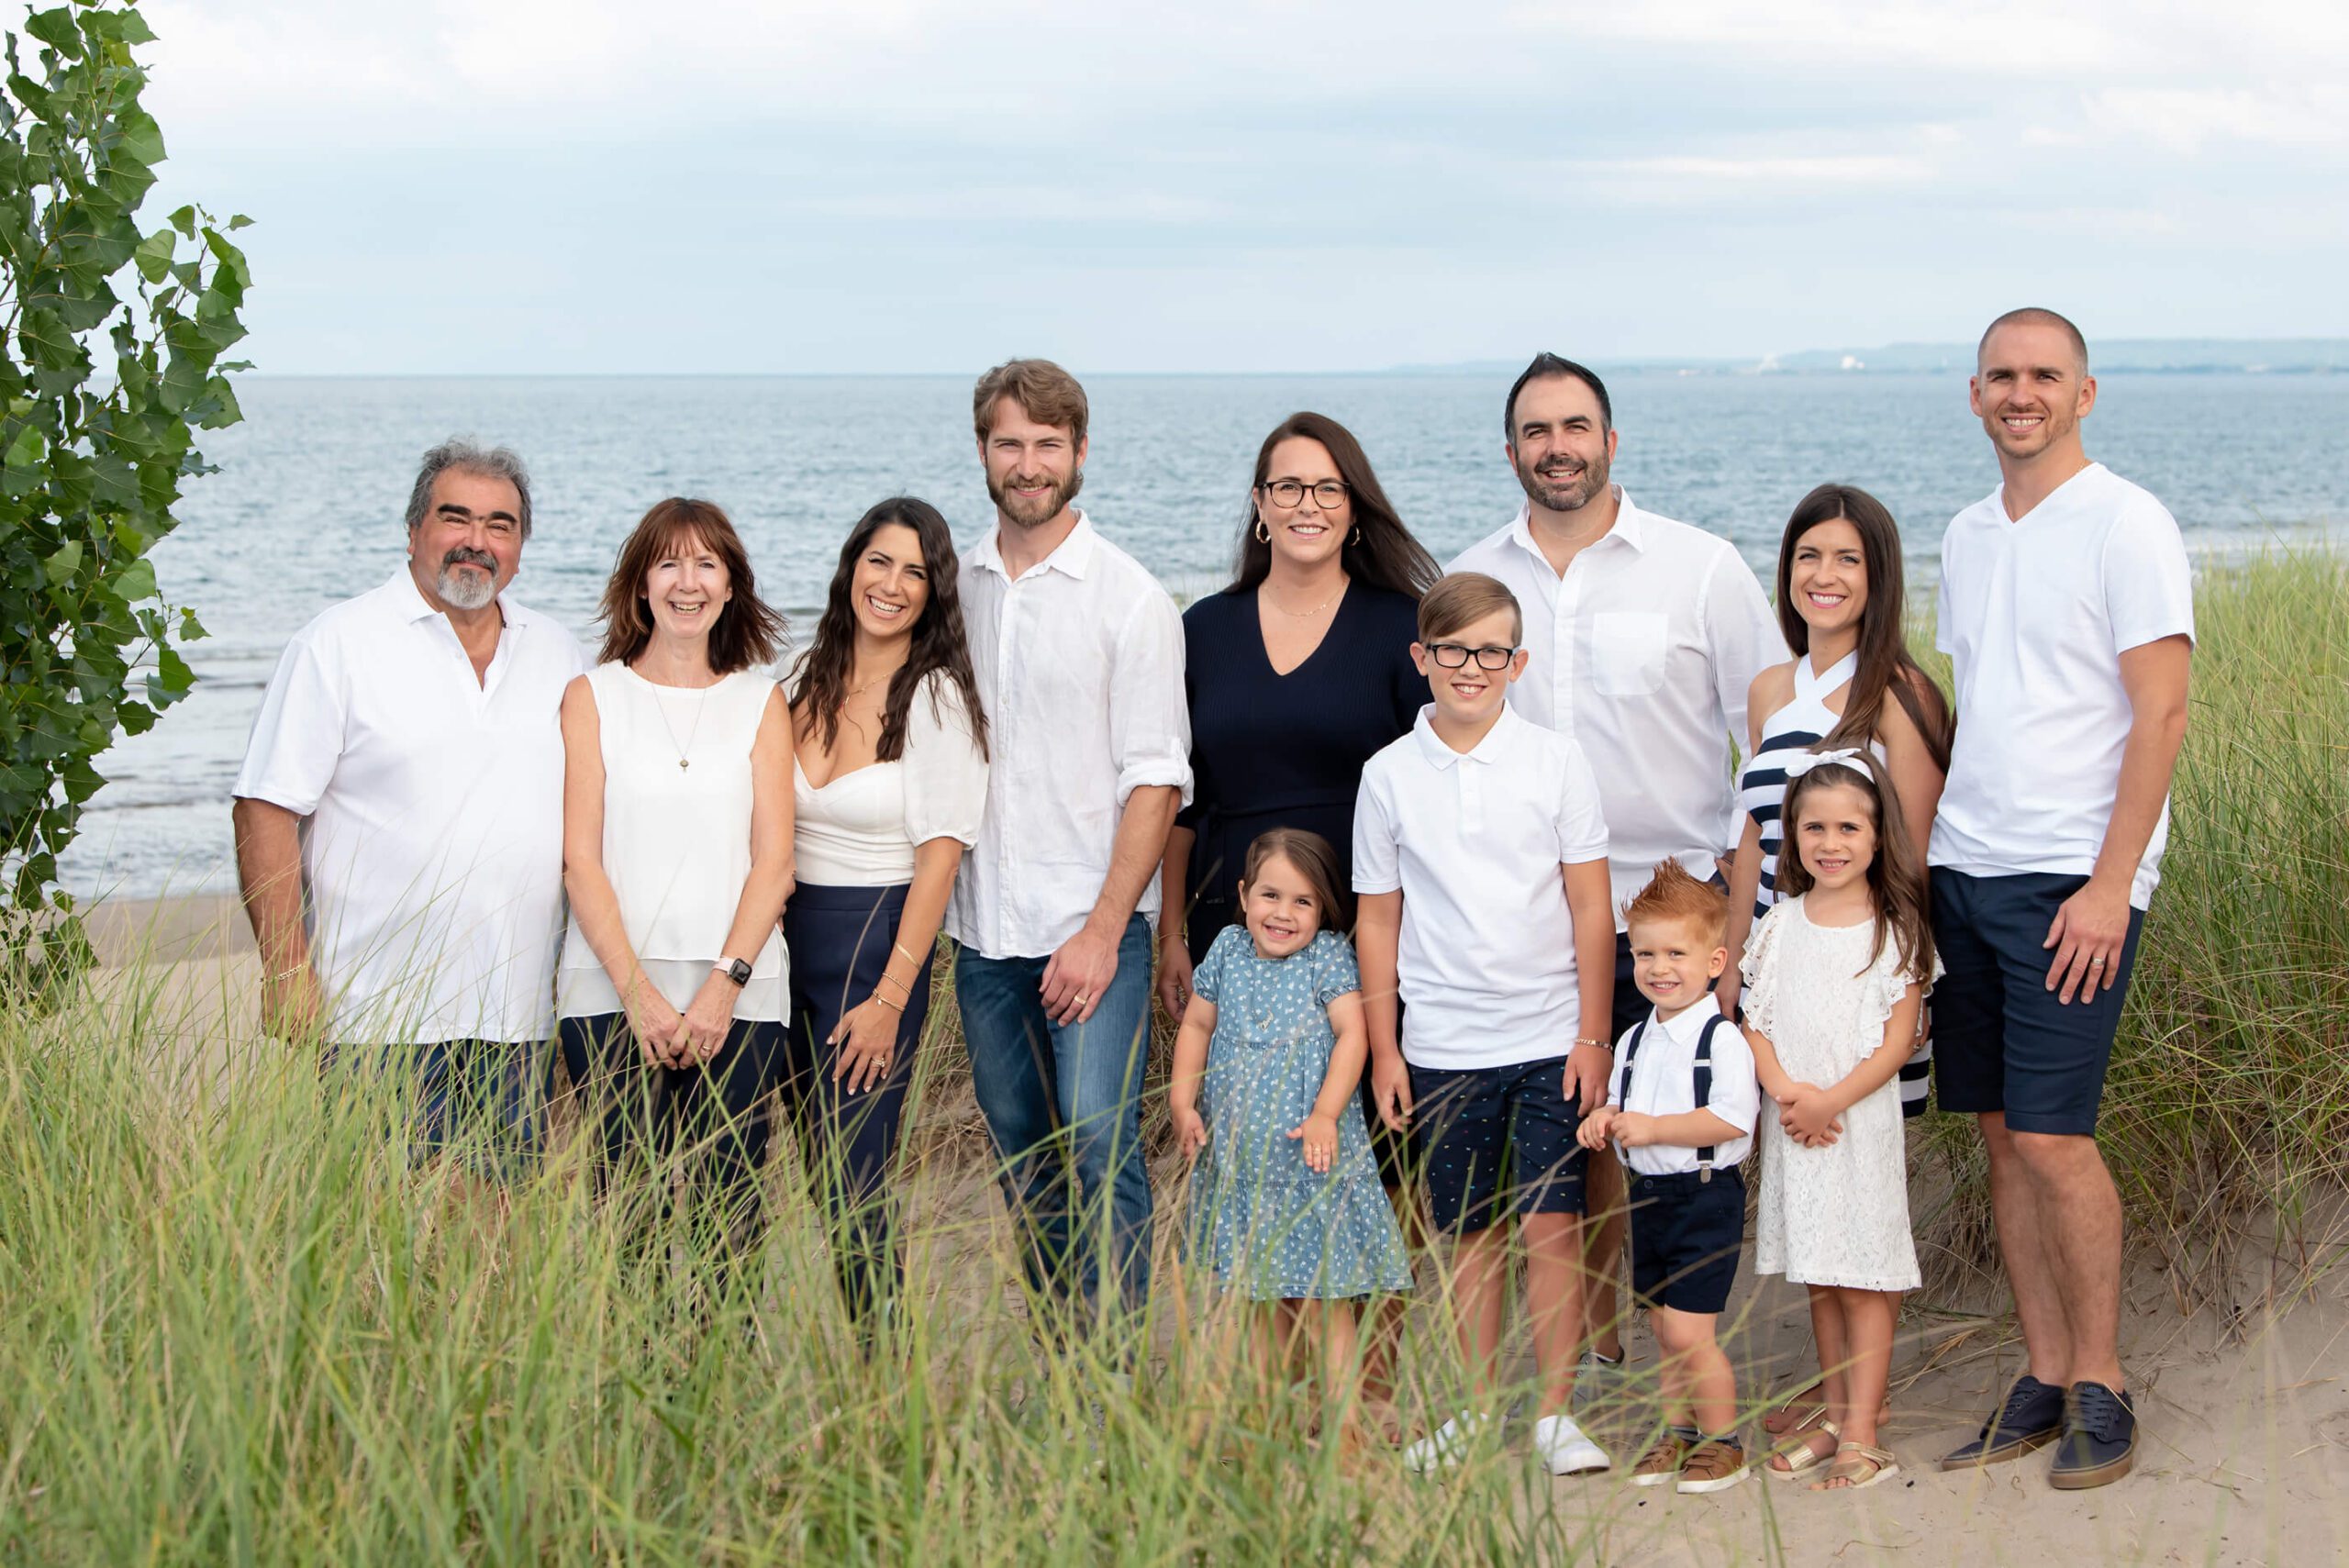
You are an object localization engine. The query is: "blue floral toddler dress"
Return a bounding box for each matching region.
[1186,926,1413,1301]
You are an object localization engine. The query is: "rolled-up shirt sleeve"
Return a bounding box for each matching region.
[232,631,346,817]
[1108,590,1193,809]
[903,672,990,848]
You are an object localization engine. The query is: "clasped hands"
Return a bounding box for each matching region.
[626,978,735,1069]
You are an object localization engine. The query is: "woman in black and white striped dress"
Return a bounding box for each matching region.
[1720,484,1953,1117]
[1720,483,1954,1441]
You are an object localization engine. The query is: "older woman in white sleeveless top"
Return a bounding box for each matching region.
[556,498,795,1293]
[785,497,988,1336]
[1720,483,1953,1451]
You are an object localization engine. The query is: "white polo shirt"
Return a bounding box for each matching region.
[1930,463,2195,909]
[1448,491,1784,927]
[1353,704,1609,1071]
[1606,994,1759,1177]
[944,511,1192,961]
[233,568,585,1044]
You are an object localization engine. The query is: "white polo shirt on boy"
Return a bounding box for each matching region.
[1353,703,1609,1071]
[1929,463,2195,909]
[1605,994,1759,1177]
[234,568,584,1045]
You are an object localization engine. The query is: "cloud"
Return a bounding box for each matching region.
[2082,85,2349,153]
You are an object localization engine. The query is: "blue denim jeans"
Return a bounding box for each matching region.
[955,914,1155,1324]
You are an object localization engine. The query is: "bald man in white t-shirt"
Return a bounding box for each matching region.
[1930,309,2192,1491]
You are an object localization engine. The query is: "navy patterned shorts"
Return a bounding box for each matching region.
[1408,1054,1586,1235]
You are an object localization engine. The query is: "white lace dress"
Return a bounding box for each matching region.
[1742,896,1939,1291]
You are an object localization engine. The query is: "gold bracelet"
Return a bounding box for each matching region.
[893,941,924,967]
[874,992,905,1015]
[1573,1037,1611,1051]
[874,972,914,1004]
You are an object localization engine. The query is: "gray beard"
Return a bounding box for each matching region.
[436,563,498,610]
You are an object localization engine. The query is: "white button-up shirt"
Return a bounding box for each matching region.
[1448,491,1784,927]
[233,567,585,1044]
[1930,463,2196,908]
[1353,704,1609,1071]
[1606,994,1759,1176]
[944,511,1191,961]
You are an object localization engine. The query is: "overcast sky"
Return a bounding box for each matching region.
[95,0,2349,373]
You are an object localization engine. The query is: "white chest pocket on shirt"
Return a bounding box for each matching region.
[1591,611,1669,696]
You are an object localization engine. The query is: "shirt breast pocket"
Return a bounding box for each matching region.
[1591,611,1669,696]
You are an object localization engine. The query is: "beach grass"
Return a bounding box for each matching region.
[0,549,2342,1562]
[1906,544,2349,1305]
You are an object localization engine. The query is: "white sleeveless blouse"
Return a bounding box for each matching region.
[558,662,787,1022]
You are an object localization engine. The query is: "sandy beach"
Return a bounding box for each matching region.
[72,892,2349,1566]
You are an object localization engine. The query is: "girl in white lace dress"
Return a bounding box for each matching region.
[1741,750,1941,1493]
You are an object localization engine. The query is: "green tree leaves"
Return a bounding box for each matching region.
[2,0,250,998]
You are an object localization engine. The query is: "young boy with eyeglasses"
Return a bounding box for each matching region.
[1353,572,1618,1476]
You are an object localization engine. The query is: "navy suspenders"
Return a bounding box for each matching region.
[1619,1012,1732,1183]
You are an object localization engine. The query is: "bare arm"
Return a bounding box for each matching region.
[1717,670,1776,1017]
[1615,1106,1744,1151]
[677,687,797,1062]
[1878,672,1948,865]
[831,834,967,1094]
[1155,821,1197,1018]
[560,677,682,1062]
[232,795,319,1041]
[1561,856,1616,1114]
[2045,635,2190,1003]
[1823,982,1925,1111]
[1355,889,1410,1130]
[1040,783,1181,1026]
[1166,993,1218,1156]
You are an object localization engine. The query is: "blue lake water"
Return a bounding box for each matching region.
[60,371,2349,897]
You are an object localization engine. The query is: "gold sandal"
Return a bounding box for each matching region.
[1810,1440,1900,1492]
[1767,1419,1842,1478]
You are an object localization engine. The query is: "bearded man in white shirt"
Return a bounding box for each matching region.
[945,359,1191,1332]
[232,439,585,1175]
[1448,354,1783,1391]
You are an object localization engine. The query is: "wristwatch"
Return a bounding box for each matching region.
[713,957,753,987]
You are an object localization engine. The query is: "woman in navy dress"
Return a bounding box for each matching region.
[1154,411,1439,1007]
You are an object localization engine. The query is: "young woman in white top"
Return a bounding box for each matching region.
[556,498,794,1292]
[1719,483,1952,1448]
[785,497,989,1333]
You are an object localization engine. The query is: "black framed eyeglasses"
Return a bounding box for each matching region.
[1261,479,1349,509]
[1427,642,1517,671]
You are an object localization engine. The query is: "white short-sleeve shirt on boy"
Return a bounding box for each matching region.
[233,568,585,1045]
[1606,993,1758,1176]
[1929,463,2196,909]
[1353,703,1609,1071]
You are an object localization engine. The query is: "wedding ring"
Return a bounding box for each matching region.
[1074,992,1092,1007]
[2089,956,2106,968]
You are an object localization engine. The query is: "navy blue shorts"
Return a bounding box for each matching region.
[1409,1055,1586,1234]
[1930,870,2146,1136]
[322,1036,540,1176]
[1627,1167,1744,1315]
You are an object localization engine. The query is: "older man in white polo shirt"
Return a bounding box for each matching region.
[232,439,584,1173]
[1930,309,2192,1490]
[1449,352,1783,1384]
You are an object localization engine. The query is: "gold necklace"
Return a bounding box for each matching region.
[646,678,712,771]
[1264,577,1345,619]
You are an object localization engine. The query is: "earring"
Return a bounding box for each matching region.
[1351,526,1362,546]
[1254,518,1270,544]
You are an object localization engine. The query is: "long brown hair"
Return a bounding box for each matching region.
[1229,412,1439,599]
[1774,484,1953,773]
[1776,752,1935,983]
[789,496,989,764]
[1240,827,1352,934]
[596,497,785,673]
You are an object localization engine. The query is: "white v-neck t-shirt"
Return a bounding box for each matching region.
[1930,463,2195,908]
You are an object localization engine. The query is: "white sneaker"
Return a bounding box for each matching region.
[1533,1413,1612,1476]
[1571,1349,1626,1410]
[1403,1413,1494,1473]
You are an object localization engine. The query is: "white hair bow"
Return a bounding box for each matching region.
[1782,747,1868,780]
